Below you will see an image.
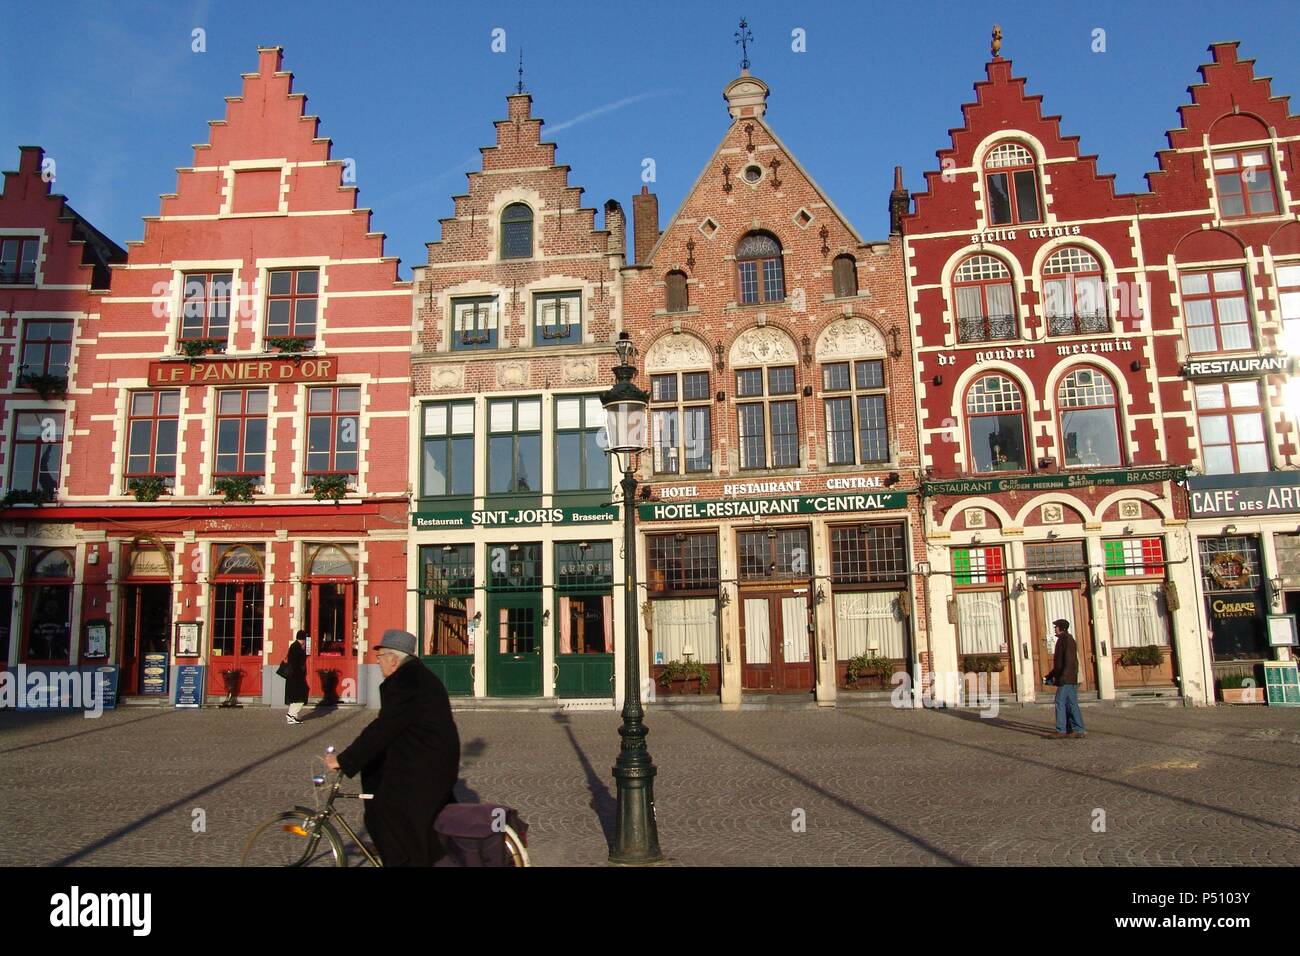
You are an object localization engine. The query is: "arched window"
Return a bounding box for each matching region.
[665,271,689,312]
[500,203,533,259]
[1043,247,1110,335]
[737,232,785,304]
[1058,368,1122,468]
[832,255,858,298]
[23,548,74,663]
[953,255,1016,343]
[965,375,1027,473]
[983,142,1042,225]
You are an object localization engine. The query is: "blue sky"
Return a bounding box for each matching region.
[3,0,1297,277]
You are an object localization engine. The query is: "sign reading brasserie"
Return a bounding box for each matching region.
[638,492,908,522]
[413,505,619,530]
[1188,472,1300,517]
[922,466,1184,497]
[148,356,338,386]
[1182,354,1291,379]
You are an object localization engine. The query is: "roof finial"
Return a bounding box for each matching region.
[991,24,1002,59]
[516,48,524,94]
[735,17,753,72]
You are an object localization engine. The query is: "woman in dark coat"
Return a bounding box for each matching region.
[285,630,309,724]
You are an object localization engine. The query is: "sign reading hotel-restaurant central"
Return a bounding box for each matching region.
[148,356,338,386]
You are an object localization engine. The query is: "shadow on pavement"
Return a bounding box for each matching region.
[0,709,175,755]
[934,708,1058,739]
[552,712,617,850]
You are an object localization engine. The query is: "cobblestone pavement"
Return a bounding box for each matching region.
[1,702,1298,866]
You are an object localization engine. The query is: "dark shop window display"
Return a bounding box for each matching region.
[1199,535,1268,660]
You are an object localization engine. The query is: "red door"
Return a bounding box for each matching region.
[305,579,355,701]
[208,581,264,696]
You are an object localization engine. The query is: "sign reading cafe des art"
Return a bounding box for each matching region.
[1189,471,1300,517]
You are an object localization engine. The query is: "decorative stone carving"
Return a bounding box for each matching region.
[430,365,465,391]
[1118,499,1142,521]
[729,327,797,367]
[964,508,987,529]
[1041,504,1064,524]
[497,362,528,388]
[564,357,599,383]
[646,334,712,372]
[815,317,886,362]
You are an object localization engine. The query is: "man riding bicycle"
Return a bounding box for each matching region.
[324,629,461,866]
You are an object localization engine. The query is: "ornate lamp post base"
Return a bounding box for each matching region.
[609,724,662,864]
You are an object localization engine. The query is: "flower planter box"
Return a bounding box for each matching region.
[660,676,704,695]
[1221,687,1265,705]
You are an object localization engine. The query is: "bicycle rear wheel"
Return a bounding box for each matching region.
[501,824,530,867]
[241,811,345,867]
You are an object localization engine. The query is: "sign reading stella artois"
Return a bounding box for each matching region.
[1207,551,1251,589]
[147,356,338,386]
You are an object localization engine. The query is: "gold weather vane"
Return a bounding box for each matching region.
[991,24,1002,59]
[735,18,753,71]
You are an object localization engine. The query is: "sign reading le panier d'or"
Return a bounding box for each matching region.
[148,356,338,386]
[922,466,1185,497]
[413,505,619,530]
[639,492,908,522]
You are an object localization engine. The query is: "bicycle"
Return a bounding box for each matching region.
[241,747,530,867]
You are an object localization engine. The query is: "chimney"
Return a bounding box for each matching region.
[604,199,626,260]
[889,166,910,236]
[633,186,659,265]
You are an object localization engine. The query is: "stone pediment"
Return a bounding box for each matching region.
[730,326,797,366]
[815,317,886,361]
[646,333,712,372]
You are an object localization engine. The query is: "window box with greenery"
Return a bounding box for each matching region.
[180,337,225,359]
[213,475,258,502]
[308,473,351,502]
[265,335,313,354]
[17,371,68,400]
[845,652,894,689]
[1,488,55,508]
[127,475,170,503]
[657,658,710,694]
[1219,672,1264,705]
[961,654,1006,676]
[1115,644,1167,684]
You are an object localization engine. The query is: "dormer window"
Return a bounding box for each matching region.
[500,203,533,259]
[737,232,785,304]
[666,271,689,313]
[983,142,1042,226]
[1213,149,1278,218]
[832,255,858,298]
[0,237,39,285]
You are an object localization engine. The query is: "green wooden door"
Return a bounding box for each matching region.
[555,592,614,697]
[487,594,542,696]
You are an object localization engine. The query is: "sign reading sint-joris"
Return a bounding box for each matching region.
[148,357,337,386]
[412,505,619,529]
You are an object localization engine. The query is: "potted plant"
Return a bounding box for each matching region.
[845,652,894,688]
[961,655,1004,676]
[317,668,341,706]
[309,473,350,502]
[213,475,257,503]
[265,335,312,354]
[1219,673,1264,705]
[180,337,224,359]
[219,668,244,708]
[17,371,68,399]
[1117,644,1165,684]
[657,658,709,694]
[1,488,54,508]
[127,475,169,503]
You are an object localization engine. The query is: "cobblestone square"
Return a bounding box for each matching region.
[1,702,1298,866]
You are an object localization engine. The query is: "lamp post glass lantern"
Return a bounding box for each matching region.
[600,334,662,863]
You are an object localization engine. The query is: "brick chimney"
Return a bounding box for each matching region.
[633,186,659,265]
[604,199,626,259]
[889,166,910,236]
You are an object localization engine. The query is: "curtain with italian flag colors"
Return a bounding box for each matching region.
[952,547,1004,585]
[1104,538,1164,577]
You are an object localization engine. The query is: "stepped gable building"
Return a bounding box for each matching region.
[621,67,920,706]
[904,36,1209,705]
[410,91,628,701]
[1138,43,1300,682]
[61,48,412,703]
[0,146,124,673]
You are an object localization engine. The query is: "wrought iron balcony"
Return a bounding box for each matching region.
[957,314,1017,344]
[1047,311,1111,337]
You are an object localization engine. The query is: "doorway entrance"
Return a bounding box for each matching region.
[487,593,542,696]
[303,544,357,702]
[740,591,812,692]
[1029,584,1095,694]
[207,544,265,696]
[121,584,172,695]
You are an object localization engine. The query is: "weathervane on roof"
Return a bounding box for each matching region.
[991,24,1002,59]
[735,18,753,72]
[516,49,525,94]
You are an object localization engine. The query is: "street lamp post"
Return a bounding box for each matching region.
[601,332,663,864]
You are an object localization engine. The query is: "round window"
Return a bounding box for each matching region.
[743,165,763,183]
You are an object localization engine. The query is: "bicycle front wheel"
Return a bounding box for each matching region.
[241,811,345,867]
[501,824,531,867]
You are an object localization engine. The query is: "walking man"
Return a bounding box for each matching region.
[324,629,461,866]
[1045,619,1086,738]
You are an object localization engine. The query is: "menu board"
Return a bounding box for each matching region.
[174,665,204,708]
[141,653,169,696]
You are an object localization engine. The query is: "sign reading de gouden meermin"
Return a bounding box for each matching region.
[147,357,338,386]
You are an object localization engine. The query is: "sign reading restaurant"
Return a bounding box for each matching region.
[412,505,619,529]
[922,466,1185,497]
[1189,472,1300,517]
[1182,354,1292,379]
[638,492,908,522]
[147,356,338,386]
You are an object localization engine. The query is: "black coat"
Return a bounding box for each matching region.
[1047,632,1080,686]
[285,639,309,704]
[337,658,461,866]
